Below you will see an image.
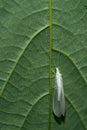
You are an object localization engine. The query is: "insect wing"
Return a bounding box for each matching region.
[53,68,65,117]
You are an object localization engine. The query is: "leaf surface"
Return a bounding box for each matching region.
[0,0,87,130]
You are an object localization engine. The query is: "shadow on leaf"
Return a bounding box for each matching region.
[53,112,66,125]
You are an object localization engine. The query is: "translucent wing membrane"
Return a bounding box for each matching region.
[53,68,65,117]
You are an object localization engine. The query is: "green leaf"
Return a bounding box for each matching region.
[0,0,87,130]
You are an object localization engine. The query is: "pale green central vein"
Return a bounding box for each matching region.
[48,0,53,130]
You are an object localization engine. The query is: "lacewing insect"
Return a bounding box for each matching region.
[53,67,65,117]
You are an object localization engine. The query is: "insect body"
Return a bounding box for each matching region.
[53,67,65,117]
